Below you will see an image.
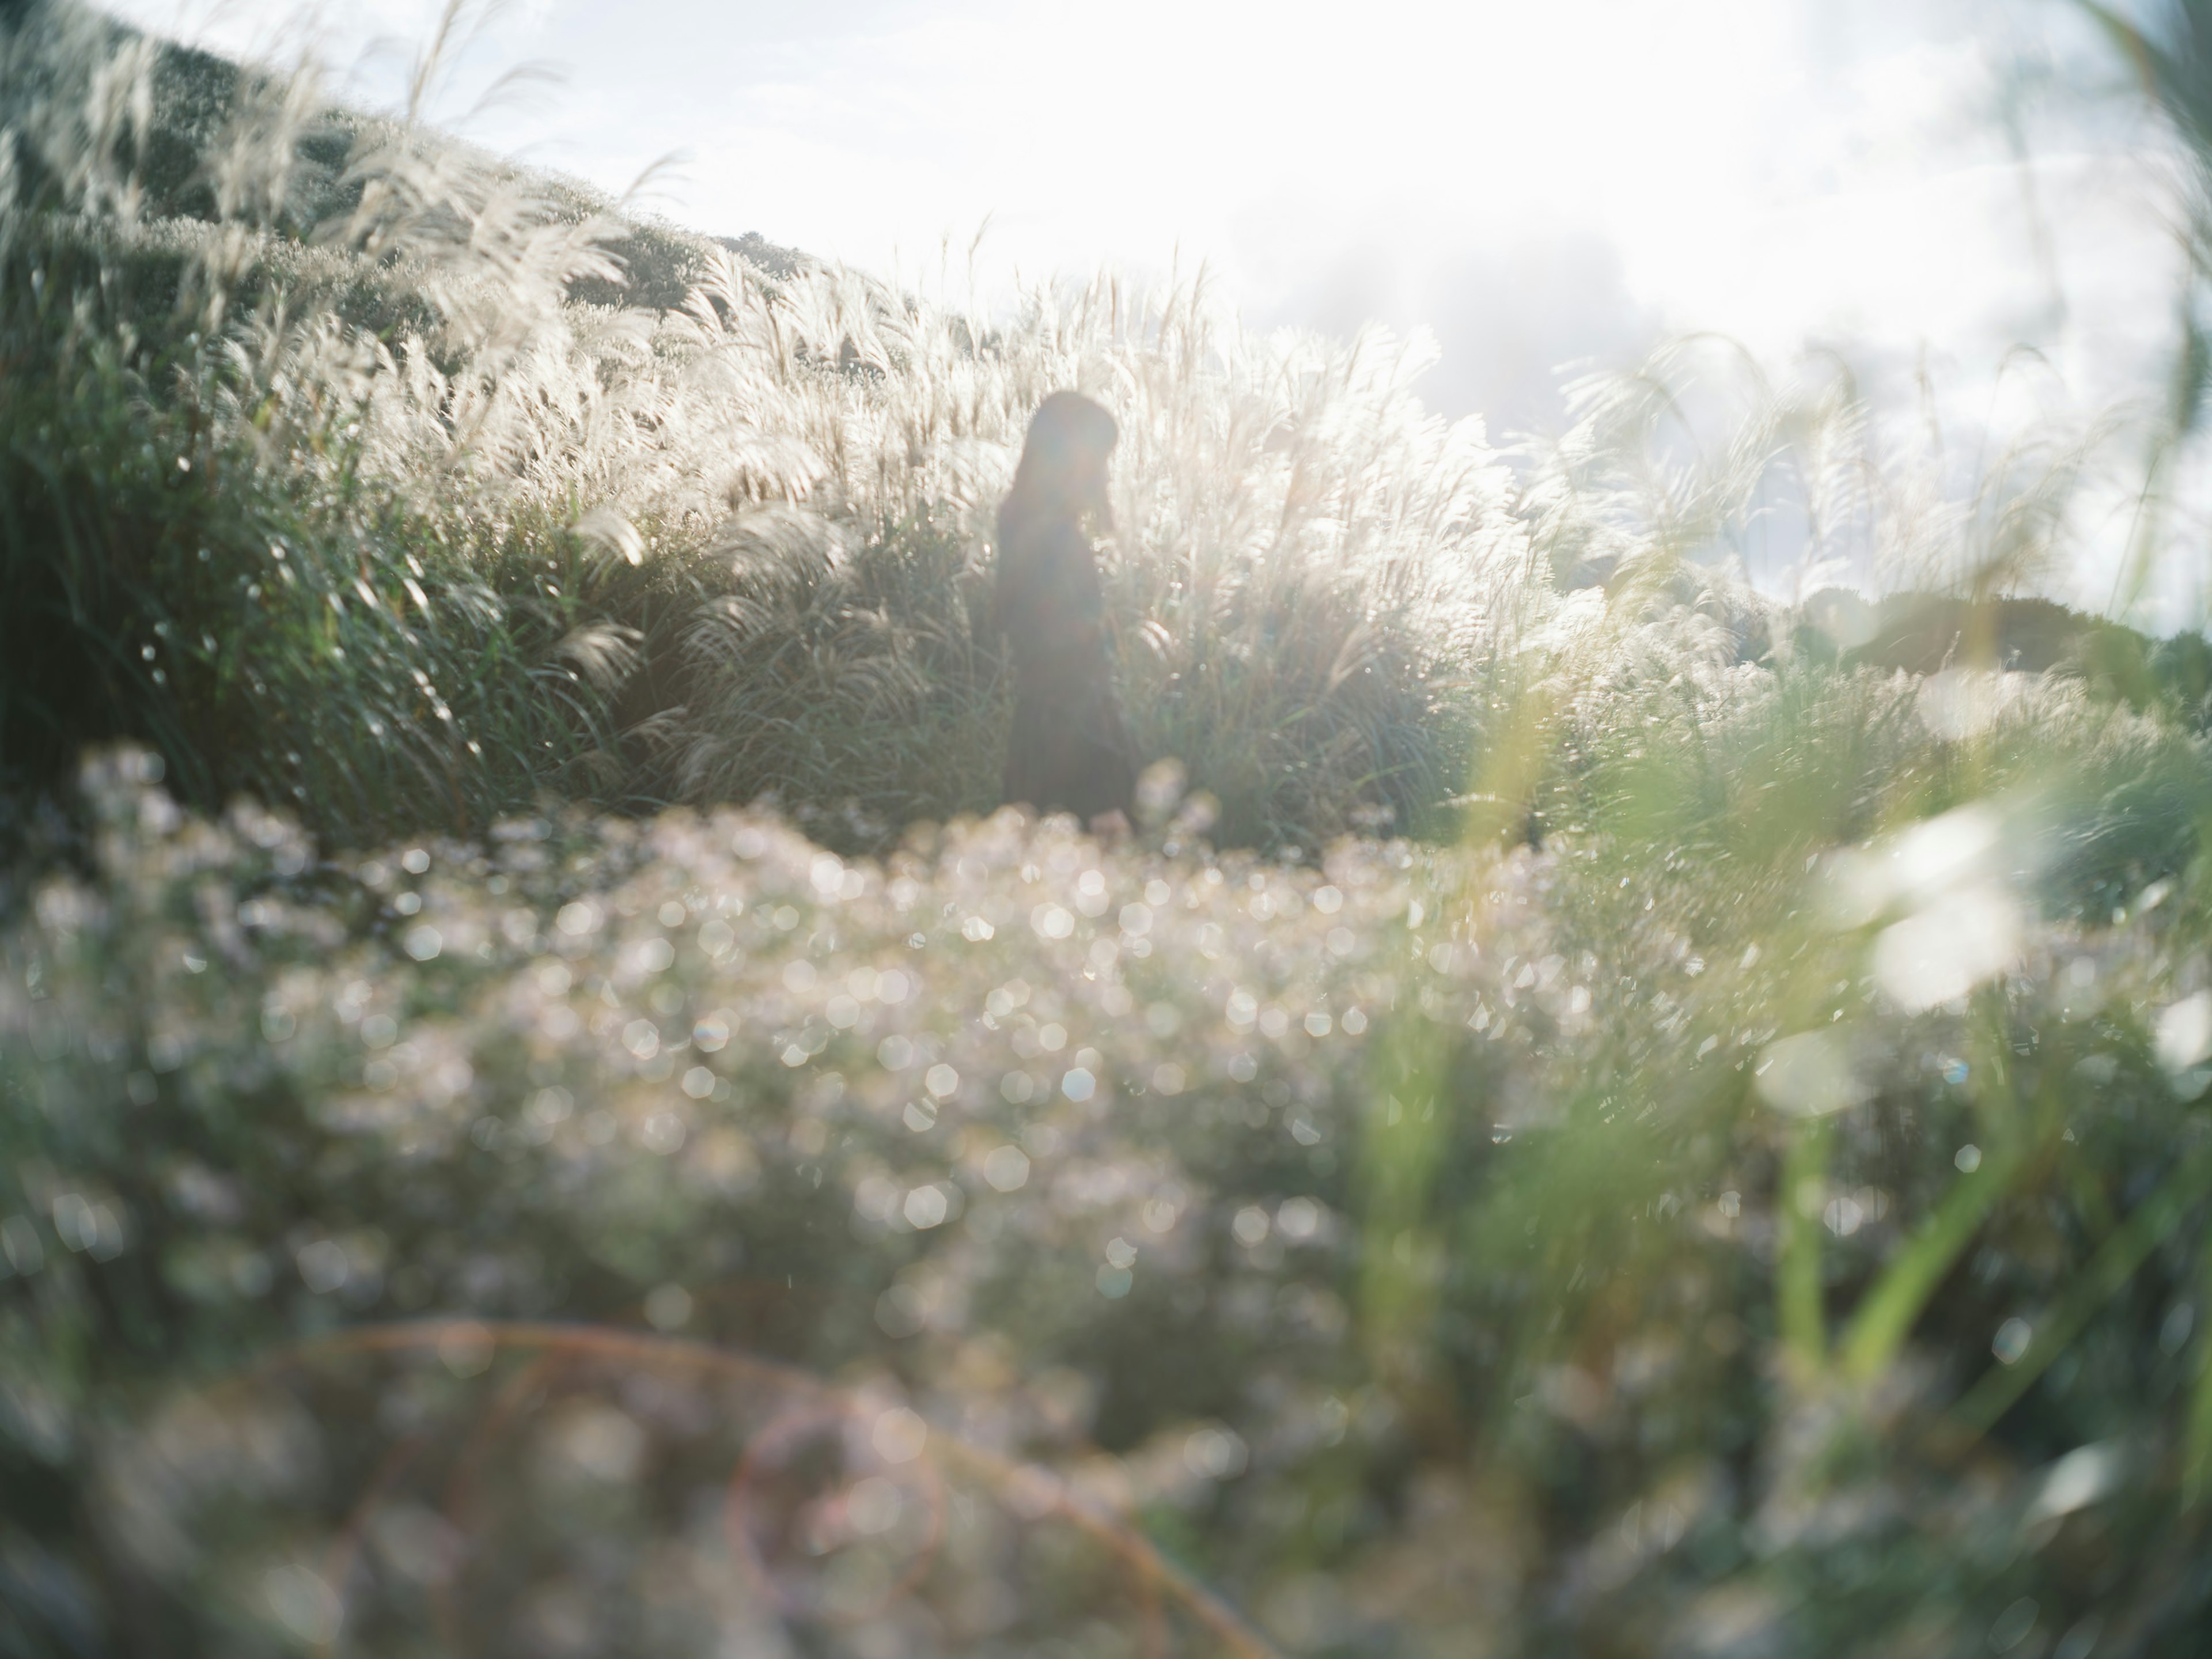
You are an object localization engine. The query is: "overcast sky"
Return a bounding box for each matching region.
[98,0,2201,611]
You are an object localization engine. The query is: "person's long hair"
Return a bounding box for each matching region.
[998,391,1118,547]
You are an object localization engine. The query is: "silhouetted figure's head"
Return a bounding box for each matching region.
[1003,391,1118,534]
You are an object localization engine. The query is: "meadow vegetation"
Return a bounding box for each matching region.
[0,0,1515,859]
[7,2,2212,1655]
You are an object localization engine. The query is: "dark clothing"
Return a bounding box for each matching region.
[994,511,1138,821]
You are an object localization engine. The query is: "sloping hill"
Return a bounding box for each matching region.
[1,0,1508,857]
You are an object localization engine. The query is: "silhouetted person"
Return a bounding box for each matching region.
[993,392,1138,830]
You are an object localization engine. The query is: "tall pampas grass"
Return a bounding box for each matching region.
[1,0,1532,850]
[0,0,2199,865]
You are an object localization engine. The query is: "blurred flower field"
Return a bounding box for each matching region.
[7,741,2212,1656]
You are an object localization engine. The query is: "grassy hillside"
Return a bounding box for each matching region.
[0,0,1523,863]
[9,3,2194,868]
[8,3,2212,1656]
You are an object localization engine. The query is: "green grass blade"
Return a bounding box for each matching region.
[1778,1113,1837,1374]
[1954,1144,2212,1435]
[1840,1135,2039,1384]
